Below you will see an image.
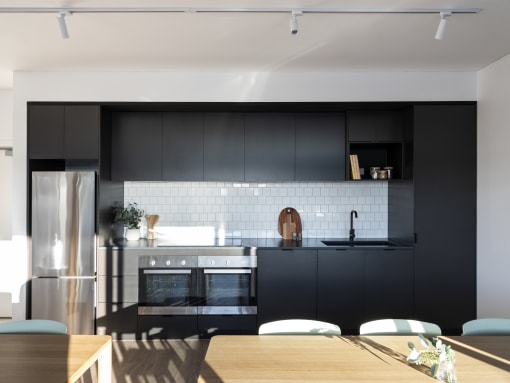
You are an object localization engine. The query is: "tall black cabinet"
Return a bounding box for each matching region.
[412,104,476,334]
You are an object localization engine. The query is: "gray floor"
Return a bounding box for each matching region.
[80,339,209,383]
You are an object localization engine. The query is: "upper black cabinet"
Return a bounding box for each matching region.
[348,110,403,142]
[295,112,346,181]
[245,113,295,182]
[204,112,245,181]
[162,112,204,181]
[28,104,100,160]
[347,109,406,180]
[111,112,162,181]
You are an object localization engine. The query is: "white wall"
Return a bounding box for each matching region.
[0,90,13,240]
[9,70,477,319]
[0,90,14,318]
[477,56,510,318]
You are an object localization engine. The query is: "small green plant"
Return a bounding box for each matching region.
[113,202,144,229]
[407,334,455,379]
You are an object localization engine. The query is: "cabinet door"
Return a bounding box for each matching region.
[365,249,414,321]
[317,249,364,334]
[245,113,295,181]
[162,112,204,181]
[413,104,476,333]
[204,112,245,181]
[111,112,162,181]
[257,249,317,325]
[65,105,100,159]
[295,112,346,181]
[28,104,65,159]
[348,110,403,142]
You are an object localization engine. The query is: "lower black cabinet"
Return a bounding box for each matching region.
[138,316,199,340]
[317,249,364,333]
[364,249,414,321]
[317,248,414,334]
[257,249,317,326]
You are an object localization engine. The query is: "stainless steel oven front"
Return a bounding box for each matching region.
[138,247,257,316]
[138,254,199,315]
[197,253,257,315]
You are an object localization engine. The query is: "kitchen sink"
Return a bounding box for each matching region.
[321,240,396,247]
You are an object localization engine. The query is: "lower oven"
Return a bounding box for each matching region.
[197,254,257,315]
[138,255,199,315]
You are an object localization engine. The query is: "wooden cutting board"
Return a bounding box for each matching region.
[278,207,302,239]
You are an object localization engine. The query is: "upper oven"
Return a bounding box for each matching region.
[138,254,199,315]
[197,252,257,315]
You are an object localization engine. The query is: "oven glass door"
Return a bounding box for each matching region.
[138,268,198,315]
[199,268,257,315]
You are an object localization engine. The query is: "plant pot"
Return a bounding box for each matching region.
[125,228,140,241]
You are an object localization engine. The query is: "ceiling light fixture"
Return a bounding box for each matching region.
[435,11,451,40]
[57,10,71,39]
[290,10,303,36]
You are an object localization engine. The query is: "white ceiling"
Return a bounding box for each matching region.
[0,0,509,89]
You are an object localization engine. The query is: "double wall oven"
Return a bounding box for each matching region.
[138,247,257,318]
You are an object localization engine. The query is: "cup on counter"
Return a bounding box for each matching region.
[377,169,388,179]
[384,166,394,179]
[370,167,380,180]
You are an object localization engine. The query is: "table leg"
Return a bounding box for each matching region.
[97,340,112,383]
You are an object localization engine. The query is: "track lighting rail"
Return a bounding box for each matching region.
[0,7,481,15]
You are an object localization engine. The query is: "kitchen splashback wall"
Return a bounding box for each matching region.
[124,181,388,239]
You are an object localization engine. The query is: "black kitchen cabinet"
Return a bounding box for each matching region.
[257,249,317,326]
[204,112,245,181]
[162,112,204,181]
[245,113,295,182]
[347,109,405,180]
[364,249,414,321]
[348,110,403,142]
[96,248,139,340]
[413,104,476,334]
[317,249,364,333]
[111,112,162,181]
[28,104,100,159]
[295,112,346,181]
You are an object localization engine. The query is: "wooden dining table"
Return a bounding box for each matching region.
[0,334,112,383]
[198,335,510,382]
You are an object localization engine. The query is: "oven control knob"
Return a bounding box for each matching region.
[166,260,171,266]
[210,259,215,265]
[181,260,186,266]
[226,259,231,265]
[150,260,156,266]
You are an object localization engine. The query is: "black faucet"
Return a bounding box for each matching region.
[349,210,358,241]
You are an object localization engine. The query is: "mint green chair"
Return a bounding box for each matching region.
[462,318,510,335]
[0,319,68,334]
[259,319,341,335]
[360,319,442,336]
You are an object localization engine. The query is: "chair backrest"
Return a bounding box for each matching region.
[0,319,68,334]
[359,319,442,336]
[258,319,341,335]
[462,318,510,336]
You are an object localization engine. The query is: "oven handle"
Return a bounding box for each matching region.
[203,269,252,274]
[143,269,192,275]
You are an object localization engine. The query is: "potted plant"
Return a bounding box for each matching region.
[113,202,144,240]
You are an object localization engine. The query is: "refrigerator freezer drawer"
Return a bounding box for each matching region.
[31,277,95,335]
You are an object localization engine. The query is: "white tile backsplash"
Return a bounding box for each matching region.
[124,181,388,239]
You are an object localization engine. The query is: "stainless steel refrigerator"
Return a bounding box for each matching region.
[31,171,96,335]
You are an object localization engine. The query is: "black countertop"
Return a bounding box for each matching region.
[102,237,413,250]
